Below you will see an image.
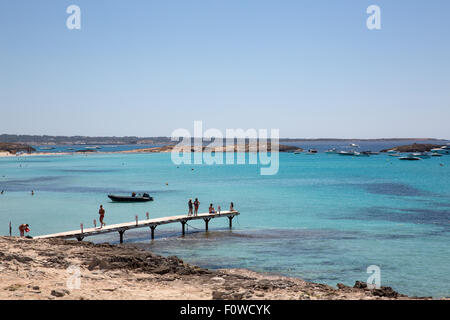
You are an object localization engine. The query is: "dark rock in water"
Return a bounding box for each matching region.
[75,149,97,153]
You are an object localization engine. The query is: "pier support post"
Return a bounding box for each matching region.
[181,220,187,236]
[203,218,211,231]
[228,216,234,229]
[118,230,125,244]
[150,225,156,240]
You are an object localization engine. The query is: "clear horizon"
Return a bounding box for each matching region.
[1,0,449,138]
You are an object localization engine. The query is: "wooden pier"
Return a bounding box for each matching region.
[34,211,239,243]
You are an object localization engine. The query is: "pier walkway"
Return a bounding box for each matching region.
[34,211,240,243]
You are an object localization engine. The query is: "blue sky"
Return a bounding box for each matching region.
[1,0,449,138]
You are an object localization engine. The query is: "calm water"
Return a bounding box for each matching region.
[0,140,449,298]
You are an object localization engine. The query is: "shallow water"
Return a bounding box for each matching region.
[0,141,449,297]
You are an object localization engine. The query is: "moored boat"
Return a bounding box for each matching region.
[108,193,153,202]
[338,151,356,156]
[430,148,450,155]
[411,152,431,159]
[399,156,421,161]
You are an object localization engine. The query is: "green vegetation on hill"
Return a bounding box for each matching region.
[0,134,171,145]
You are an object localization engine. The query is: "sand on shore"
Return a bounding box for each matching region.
[0,237,428,300]
[0,152,75,158]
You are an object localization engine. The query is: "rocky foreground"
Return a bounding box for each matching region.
[0,237,428,300]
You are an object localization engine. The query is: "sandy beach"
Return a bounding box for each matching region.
[0,236,429,300]
[0,152,12,157]
[0,151,73,158]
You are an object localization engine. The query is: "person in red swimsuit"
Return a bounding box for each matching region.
[18,224,30,237]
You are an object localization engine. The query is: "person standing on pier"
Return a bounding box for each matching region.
[194,198,200,216]
[99,205,106,228]
[188,199,193,216]
[230,202,235,211]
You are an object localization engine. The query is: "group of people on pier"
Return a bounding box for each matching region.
[188,199,235,216]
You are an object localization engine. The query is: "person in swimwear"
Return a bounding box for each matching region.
[193,198,200,216]
[209,203,215,214]
[18,224,30,237]
[188,199,193,216]
[99,205,106,227]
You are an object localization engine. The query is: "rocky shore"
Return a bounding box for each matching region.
[380,143,443,153]
[0,142,35,155]
[0,237,429,300]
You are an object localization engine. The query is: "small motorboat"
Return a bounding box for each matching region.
[431,148,450,155]
[411,152,431,159]
[108,193,153,202]
[325,148,338,154]
[399,156,420,161]
[356,152,370,157]
[338,151,356,156]
[306,149,318,154]
[431,153,443,157]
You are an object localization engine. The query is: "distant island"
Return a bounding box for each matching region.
[121,143,303,153]
[0,134,446,146]
[380,143,444,153]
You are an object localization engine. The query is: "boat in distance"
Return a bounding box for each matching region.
[108,193,153,202]
[399,156,421,161]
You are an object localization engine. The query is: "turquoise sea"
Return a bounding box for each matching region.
[0,140,449,298]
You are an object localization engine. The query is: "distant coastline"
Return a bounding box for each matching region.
[0,134,447,146]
